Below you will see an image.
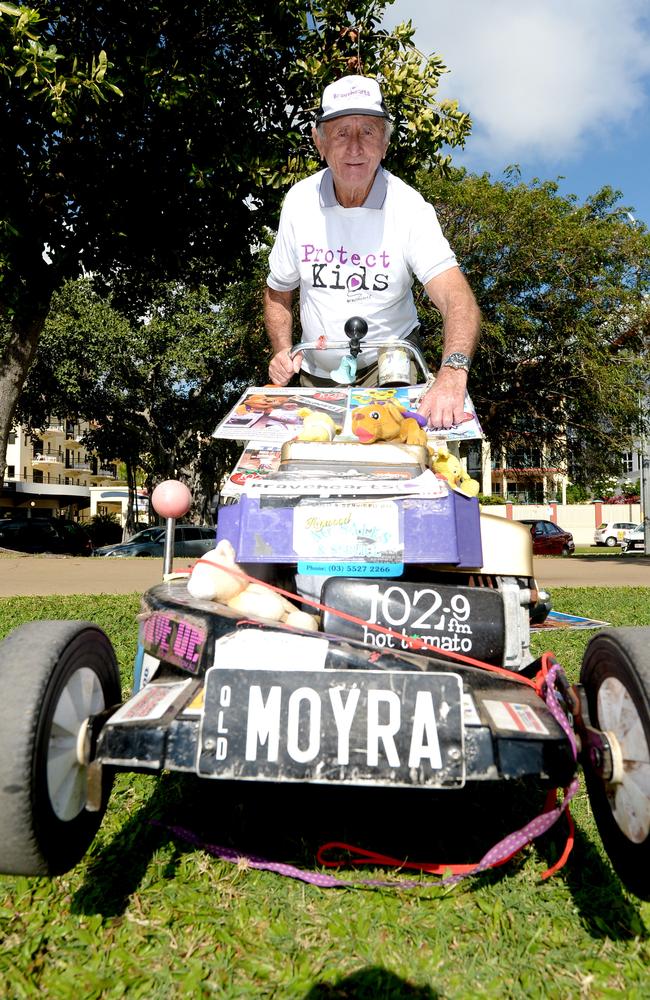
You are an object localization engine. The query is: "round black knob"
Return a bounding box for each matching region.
[344,316,368,341]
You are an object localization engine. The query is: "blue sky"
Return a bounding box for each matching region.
[383,0,650,227]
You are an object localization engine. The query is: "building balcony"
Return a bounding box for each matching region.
[32,453,64,467]
[492,467,565,477]
[68,462,91,472]
[89,468,117,480]
[43,422,65,436]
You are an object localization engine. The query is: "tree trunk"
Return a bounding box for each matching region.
[185,451,209,524]
[0,315,45,473]
[123,458,139,539]
[179,432,214,524]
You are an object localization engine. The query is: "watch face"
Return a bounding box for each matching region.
[443,352,471,371]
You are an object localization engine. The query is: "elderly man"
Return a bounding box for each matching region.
[264,75,480,429]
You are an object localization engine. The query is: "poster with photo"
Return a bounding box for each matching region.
[213,387,349,442]
[407,385,484,441]
[349,386,412,410]
[220,442,283,498]
[348,385,482,440]
[530,611,611,632]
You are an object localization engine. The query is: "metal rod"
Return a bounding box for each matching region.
[163,516,175,577]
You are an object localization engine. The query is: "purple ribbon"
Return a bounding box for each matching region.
[157,770,578,891]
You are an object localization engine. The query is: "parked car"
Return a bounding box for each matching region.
[0,518,93,556]
[593,521,637,547]
[94,524,216,557]
[517,519,575,556]
[622,523,646,553]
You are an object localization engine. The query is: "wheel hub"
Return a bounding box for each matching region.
[598,677,650,843]
[47,667,105,821]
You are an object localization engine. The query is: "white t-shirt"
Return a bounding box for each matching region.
[267,167,457,377]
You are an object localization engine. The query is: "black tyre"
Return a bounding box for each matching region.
[0,621,120,876]
[580,628,650,899]
[561,545,572,557]
[530,594,552,625]
[605,536,617,547]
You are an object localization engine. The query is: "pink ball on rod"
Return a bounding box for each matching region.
[151,480,192,519]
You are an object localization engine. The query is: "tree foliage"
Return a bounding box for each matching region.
[17,274,270,524]
[0,1,122,122]
[0,0,471,474]
[414,169,650,486]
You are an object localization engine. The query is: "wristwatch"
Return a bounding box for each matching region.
[441,352,472,373]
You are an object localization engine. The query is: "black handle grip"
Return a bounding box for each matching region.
[343,316,368,357]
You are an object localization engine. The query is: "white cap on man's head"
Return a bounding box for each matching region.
[316,75,390,123]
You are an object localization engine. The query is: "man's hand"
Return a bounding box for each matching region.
[417,367,468,429]
[269,348,303,386]
[420,267,480,427]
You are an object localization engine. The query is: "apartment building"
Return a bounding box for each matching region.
[459,439,568,503]
[2,418,118,520]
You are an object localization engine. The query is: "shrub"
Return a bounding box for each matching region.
[566,483,590,504]
[88,512,123,547]
[478,493,506,505]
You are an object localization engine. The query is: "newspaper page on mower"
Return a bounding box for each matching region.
[213,385,483,444]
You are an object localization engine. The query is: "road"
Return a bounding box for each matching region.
[0,552,648,597]
[0,554,174,597]
[532,553,650,589]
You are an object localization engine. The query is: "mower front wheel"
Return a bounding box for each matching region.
[0,620,120,876]
[581,628,650,899]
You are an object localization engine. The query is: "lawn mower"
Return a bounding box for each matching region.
[0,324,648,899]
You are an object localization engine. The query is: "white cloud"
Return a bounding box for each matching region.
[383,0,650,166]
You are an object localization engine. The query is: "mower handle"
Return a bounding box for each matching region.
[289,337,432,382]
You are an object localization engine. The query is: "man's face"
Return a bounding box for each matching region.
[312,115,388,193]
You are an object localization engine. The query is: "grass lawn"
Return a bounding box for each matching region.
[1,589,649,998]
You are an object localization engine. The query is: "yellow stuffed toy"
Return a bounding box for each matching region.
[351,400,428,446]
[429,445,480,496]
[188,539,320,631]
[296,408,338,442]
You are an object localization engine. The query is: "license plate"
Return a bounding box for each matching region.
[198,668,464,787]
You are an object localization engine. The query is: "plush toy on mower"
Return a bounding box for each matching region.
[0,320,648,901]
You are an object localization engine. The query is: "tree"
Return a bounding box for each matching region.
[414,169,650,485]
[1,1,471,473]
[17,274,271,525]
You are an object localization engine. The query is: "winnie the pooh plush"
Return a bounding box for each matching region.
[351,400,428,446]
[188,539,320,631]
[296,408,338,442]
[429,445,480,497]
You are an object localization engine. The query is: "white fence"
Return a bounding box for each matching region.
[483,502,642,546]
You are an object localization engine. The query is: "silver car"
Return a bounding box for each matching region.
[94,524,216,557]
[622,523,645,553]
